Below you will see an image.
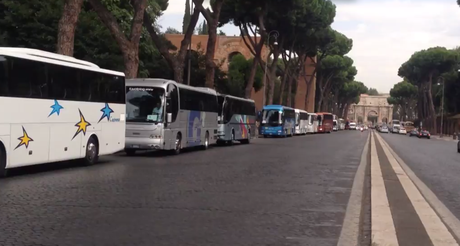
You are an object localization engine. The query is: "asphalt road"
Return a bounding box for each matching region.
[379,132,460,222]
[0,130,368,246]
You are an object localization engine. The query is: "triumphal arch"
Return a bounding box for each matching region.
[348,94,393,124]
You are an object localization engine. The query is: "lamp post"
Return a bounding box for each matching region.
[438,77,445,137]
[262,30,279,106]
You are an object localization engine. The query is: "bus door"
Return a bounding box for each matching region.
[164,84,178,149]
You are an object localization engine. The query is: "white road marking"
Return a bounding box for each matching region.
[371,132,399,245]
[337,133,370,246]
[375,132,458,246]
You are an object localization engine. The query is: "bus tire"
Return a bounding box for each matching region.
[0,143,7,178]
[171,133,181,155]
[201,131,209,150]
[241,131,250,144]
[83,136,99,166]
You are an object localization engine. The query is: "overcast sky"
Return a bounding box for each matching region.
[158,0,460,93]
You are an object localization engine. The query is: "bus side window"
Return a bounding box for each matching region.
[167,84,178,122]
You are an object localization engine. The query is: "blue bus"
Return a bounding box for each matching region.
[260,105,295,137]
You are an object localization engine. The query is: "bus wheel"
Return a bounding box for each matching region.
[172,133,181,155]
[241,131,250,144]
[202,132,209,150]
[0,144,7,178]
[84,136,99,166]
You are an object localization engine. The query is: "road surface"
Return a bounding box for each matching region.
[0,131,368,246]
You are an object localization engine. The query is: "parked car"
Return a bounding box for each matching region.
[380,126,389,133]
[409,129,419,137]
[418,130,431,139]
[399,127,407,134]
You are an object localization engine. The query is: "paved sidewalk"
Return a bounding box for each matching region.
[432,135,458,142]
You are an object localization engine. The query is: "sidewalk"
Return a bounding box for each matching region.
[432,134,458,142]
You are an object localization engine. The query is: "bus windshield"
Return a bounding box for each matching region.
[126,86,165,123]
[262,109,281,126]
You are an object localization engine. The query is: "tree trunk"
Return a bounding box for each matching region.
[143,2,201,83]
[303,59,316,111]
[427,78,437,134]
[89,0,147,78]
[267,48,280,105]
[287,76,293,107]
[56,0,84,56]
[194,0,224,89]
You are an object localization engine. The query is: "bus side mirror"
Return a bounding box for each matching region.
[166,113,172,123]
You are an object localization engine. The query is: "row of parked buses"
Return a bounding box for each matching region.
[0,48,262,176]
[259,105,337,137]
[0,48,343,177]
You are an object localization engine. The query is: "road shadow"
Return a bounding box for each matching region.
[4,158,114,178]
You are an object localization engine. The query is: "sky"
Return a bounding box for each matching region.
[158,0,460,93]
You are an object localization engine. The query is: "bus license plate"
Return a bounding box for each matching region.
[131,145,140,148]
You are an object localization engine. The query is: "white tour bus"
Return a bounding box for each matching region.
[306,112,318,133]
[0,48,126,177]
[294,108,309,135]
[124,78,219,155]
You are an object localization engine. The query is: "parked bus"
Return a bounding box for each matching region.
[124,79,219,155]
[217,94,256,144]
[0,48,126,177]
[294,109,309,135]
[307,112,318,133]
[260,105,295,137]
[316,112,334,133]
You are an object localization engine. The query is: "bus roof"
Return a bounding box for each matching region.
[316,112,333,115]
[126,78,218,96]
[216,93,255,103]
[0,47,124,76]
[294,108,307,113]
[263,104,293,110]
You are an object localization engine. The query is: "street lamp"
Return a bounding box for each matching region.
[262,30,279,106]
[438,77,445,137]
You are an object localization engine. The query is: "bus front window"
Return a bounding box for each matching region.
[262,110,281,126]
[126,86,165,123]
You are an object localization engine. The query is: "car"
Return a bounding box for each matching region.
[418,130,431,139]
[399,127,407,134]
[409,129,419,137]
[380,127,389,133]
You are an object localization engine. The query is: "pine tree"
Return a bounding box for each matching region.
[182,0,191,34]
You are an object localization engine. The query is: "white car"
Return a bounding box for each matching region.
[399,128,407,134]
[380,127,389,133]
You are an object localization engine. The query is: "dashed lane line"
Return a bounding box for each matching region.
[371,132,399,245]
[375,132,459,246]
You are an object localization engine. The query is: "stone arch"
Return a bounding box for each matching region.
[228,51,243,65]
[367,110,378,125]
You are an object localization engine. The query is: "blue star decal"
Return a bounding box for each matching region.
[48,99,64,117]
[98,103,114,123]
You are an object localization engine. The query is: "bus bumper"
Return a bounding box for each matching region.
[125,137,164,150]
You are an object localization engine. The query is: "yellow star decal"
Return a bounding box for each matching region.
[72,109,91,140]
[15,126,34,149]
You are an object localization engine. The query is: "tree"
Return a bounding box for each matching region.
[192,0,225,89]
[165,27,181,34]
[218,30,226,35]
[182,0,191,34]
[388,81,417,120]
[196,20,208,34]
[143,0,202,83]
[398,47,458,133]
[217,54,263,97]
[88,0,148,78]
[337,81,367,119]
[367,88,379,95]
[56,0,84,56]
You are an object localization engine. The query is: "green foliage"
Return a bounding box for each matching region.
[216,54,263,97]
[165,27,181,34]
[182,0,191,34]
[339,80,368,104]
[367,88,379,95]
